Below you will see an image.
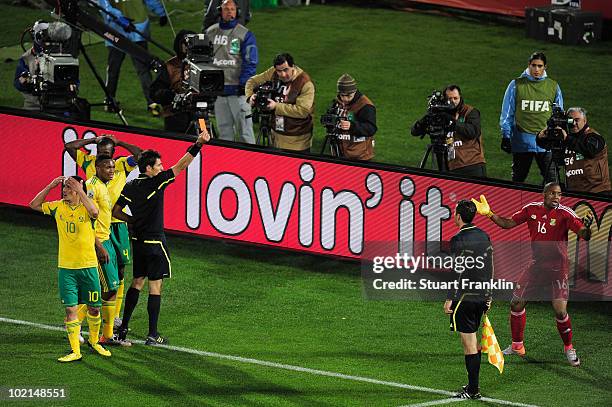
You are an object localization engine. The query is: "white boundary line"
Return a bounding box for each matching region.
[399,398,466,407]
[0,317,539,407]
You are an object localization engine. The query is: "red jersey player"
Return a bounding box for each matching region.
[472,183,592,367]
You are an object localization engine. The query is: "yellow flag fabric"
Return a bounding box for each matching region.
[481,315,504,374]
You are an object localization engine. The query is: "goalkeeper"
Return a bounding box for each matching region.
[471,183,592,367]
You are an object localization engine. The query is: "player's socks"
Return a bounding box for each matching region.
[114,279,125,319]
[464,352,481,394]
[76,304,88,324]
[147,294,161,337]
[556,314,573,348]
[65,318,81,355]
[101,300,116,339]
[510,309,526,346]
[120,287,140,329]
[86,312,102,345]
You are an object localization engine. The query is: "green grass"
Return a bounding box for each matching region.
[1,3,611,184]
[1,206,612,406]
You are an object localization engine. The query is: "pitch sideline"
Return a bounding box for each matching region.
[0,316,538,407]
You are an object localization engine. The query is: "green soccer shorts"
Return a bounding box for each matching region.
[98,239,120,293]
[110,222,131,266]
[58,267,102,307]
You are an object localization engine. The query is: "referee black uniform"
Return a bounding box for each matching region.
[449,224,493,333]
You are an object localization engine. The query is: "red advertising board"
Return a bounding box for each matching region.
[1,110,610,296]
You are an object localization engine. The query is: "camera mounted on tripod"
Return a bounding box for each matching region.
[544,104,575,142]
[252,80,283,112]
[320,100,348,139]
[418,90,456,143]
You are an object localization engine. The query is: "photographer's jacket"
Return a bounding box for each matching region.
[500,69,563,153]
[13,49,39,110]
[561,127,610,193]
[206,19,258,95]
[338,91,377,161]
[449,104,485,171]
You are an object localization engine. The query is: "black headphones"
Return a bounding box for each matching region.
[216,0,241,19]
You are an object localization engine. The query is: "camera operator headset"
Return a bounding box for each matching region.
[411,85,486,176]
[332,73,377,161]
[536,107,611,194]
[202,0,251,31]
[14,21,48,110]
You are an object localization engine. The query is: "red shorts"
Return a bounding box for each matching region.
[513,262,569,301]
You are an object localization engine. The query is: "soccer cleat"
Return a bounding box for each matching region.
[145,334,168,346]
[454,386,481,400]
[99,334,132,347]
[113,317,123,330]
[565,348,581,367]
[58,352,82,363]
[116,326,129,341]
[87,341,112,357]
[502,344,526,357]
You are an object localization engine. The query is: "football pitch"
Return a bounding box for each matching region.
[1,206,611,406]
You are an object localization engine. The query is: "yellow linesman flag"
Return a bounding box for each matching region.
[481,315,504,374]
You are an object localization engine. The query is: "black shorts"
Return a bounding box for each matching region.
[450,295,488,333]
[132,239,171,281]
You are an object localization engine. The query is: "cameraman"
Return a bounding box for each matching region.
[150,30,195,134]
[411,85,486,176]
[206,0,258,144]
[333,74,377,161]
[536,107,611,194]
[14,23,43,111]
[245,53,315,153]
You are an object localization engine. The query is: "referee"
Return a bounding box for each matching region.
[112,129,209,345]
[443,199,493,400]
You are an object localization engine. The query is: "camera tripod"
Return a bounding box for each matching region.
[185,100,217,140]
[320,132,342,157]
[256,112,272,146]
[544,146,567,189]
[419,142,450,172]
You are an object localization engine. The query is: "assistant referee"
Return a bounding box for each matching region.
[443,199,493,400]
[112,129,210,345]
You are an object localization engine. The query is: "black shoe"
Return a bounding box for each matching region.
[454,385,481,400]
[145,334,168,346]
[116,326,129,341]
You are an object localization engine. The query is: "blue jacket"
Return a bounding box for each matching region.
[218,19,258,95]
[499,69,563,153]
[97,0,166,46]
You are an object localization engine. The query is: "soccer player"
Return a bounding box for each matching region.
[112,128,210,345]
[85,155,130,346]
[29,176,111,362]
[444,200,493,400]
[65,135,142,328]
[472,183,592,366]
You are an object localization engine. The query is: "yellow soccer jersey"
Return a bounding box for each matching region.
[86,176,112,241]
[76,151,136,222]
[42,200,97,269]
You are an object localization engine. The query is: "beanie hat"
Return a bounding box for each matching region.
[337,73,357,94]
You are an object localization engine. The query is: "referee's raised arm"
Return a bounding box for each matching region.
[171,129,210,177]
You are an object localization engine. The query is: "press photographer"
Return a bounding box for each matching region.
[411,85,485,175]
[246,53,315,153]
[14,20,88,120]
[536,107,610,194]
[320,74,376,161]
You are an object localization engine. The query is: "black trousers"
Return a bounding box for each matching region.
[452,163,487,178]
[512,152,556,184]
[106,42,153,105]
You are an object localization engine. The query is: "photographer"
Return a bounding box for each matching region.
[411,85,486,176]
[206,0,258,144]
[500,51,561,184]
[150,30,195,134]
[332,74,377,161]
[245,53,315,153]
[536,107,610,194]
[14,25,42,111]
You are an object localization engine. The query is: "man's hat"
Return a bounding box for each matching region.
[337,73,357,94]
